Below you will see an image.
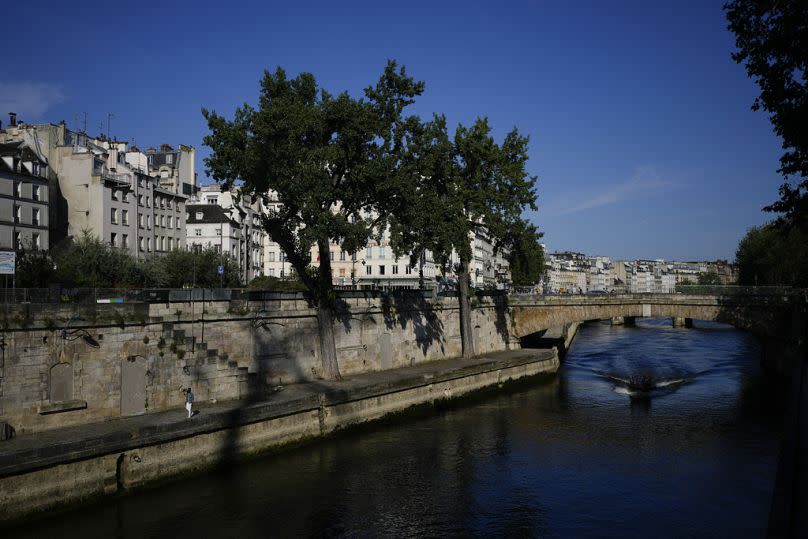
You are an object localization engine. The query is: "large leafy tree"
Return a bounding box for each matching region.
[392,115,537,359]
[726,0,808,226]
[202,62,423,380]
[736,223,808,286]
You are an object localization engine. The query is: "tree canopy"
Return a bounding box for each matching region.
[726,0,808,227]
[506,219,545,286]
[735,223,808,286]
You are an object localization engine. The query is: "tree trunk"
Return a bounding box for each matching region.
[316,303,341,380]
[315,238,341,380]
[457,258,475,359]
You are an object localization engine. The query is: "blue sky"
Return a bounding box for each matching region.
[0,0,783,261]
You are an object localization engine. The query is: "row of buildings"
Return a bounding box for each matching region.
[0,116,509,289]
[544,251,737,294]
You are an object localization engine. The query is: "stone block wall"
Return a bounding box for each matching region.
[0,294,515,435]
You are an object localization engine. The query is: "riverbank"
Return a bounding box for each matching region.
[0,348,558,524]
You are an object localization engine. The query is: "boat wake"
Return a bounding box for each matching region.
[592,370,690,398]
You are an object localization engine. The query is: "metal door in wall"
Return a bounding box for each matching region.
[380,332,393,370]
[121,356,147,415]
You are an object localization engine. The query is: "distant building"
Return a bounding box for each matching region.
[143,144,197,197]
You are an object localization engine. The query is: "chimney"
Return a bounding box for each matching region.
[9,112,17,127]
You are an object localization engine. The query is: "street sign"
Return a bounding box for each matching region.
[217,265,225,275]
[0,251,15,275]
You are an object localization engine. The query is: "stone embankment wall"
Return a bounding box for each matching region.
[0,293,517,435]
[0,350,558,523]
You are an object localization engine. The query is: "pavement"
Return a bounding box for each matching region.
[0,348,556,477]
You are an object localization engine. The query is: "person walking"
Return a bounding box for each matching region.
[185,387,195,418]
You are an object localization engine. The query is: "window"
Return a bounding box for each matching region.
[366,247,372,259]
[159,215,164,227]
[138,194,143,206]
[379,265,385,275]
[166,153,173,165]
[32,233,40,250]
[195,228,202,236]
[340,250,346,261]
[110,232,117,246]
[269,252,275,262]
[147,215,151,229]
[339,268,345,276]
[208,197,218,205]
[167,216,172,228]
[405,266,413,275]
[122,234,128,248]
[379,247,385,259]
[155,196,160,208]
[139,238,145,251]
[111,208,117,224]
[138,213,144,228]
[215,245,222,254]
[146,196,150,208]
[216,228,222,236]
[392,265,399,275]
[14,231,21,249]
[32,185,40,201]
[14,205,20,224]
[32,208,40,226]
[195,212,203,220]
[147,238,151,252]
[366,265,372,275]
[168,237,173,250]
[147,155,153,166]
[330,251,334,261]
[122,209,128,225]
[14,181,21,198]
[111,189,118,201]
[31,162,39,176]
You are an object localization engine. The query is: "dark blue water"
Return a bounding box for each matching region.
[12,319,784,538]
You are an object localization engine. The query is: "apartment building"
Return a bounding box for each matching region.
[193,185,265,283]
[143,144,197,197]
[0,114,49,251]
[3,122,187,255]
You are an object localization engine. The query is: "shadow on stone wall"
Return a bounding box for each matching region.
[379,291,445,355]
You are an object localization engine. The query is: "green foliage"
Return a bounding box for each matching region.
[506,219,545,286]
[696,271,722,286]
[13,231,242,288]
[390,115,538,273]
[202,61,424,306]
[726,0,808,226]
[735,223,808,286]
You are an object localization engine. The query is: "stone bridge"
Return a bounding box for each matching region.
[509,293,797,337]
[505,292,805,372]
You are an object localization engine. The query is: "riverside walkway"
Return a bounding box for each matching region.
[0,348,557,523]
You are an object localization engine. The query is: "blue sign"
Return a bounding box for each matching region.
[0,251,15,275]
[217,265,225,275]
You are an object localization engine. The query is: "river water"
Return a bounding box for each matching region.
[13,319,785,538]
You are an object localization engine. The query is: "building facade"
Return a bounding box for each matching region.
[0,116,50,252]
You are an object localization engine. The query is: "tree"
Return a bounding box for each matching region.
[735,223,808,286]
[392,115,537,359]
[505,219,545,286]
[697,270,722,286]
[203,62,424,380]
[726,0,808,227]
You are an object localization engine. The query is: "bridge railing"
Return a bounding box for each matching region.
[674,285,798,296]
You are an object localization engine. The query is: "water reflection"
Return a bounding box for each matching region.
[9,319,784,538]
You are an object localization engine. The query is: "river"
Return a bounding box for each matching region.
[11,319,785,537]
